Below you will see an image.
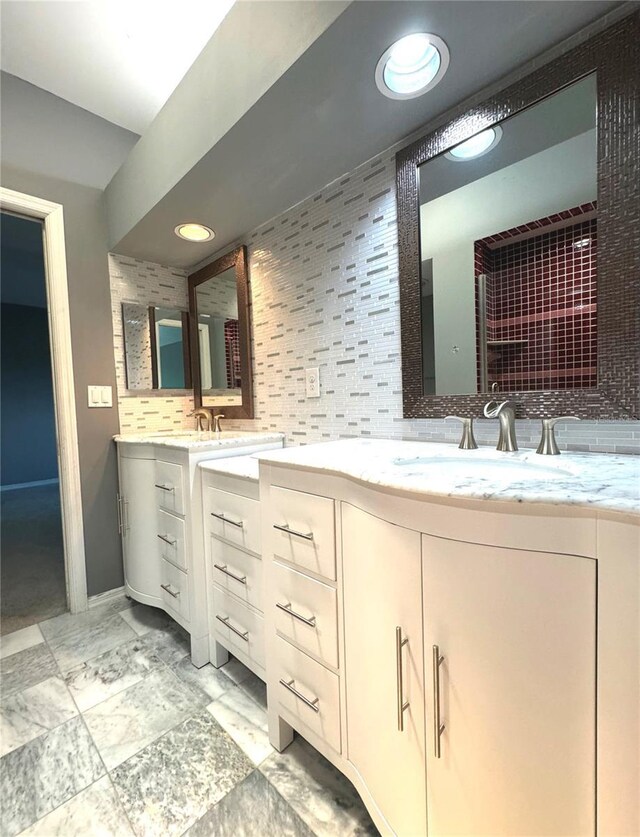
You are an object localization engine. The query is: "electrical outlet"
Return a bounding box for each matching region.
[305,367,320,398]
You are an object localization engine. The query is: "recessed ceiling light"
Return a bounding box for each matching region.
[573,237,591,249]
[446,126,503,161]
[174,223,215,242]
[375,33,449,100]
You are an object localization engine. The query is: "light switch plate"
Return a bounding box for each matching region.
[88,385,112,408]
[305,367,320,398]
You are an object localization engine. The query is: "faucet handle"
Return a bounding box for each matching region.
[446,416,478,450]
[536,416,580,456]
[213,413,225,433]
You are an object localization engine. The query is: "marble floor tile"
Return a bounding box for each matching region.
[171,658,237,703]
[0,715,104,837]
[219,656,255,686]
[0,644,58,699]
[207,685,273,766]
[0,677,77,757]
[40,610,136,674]
[185,769,313,837]
[64,636,164,712]
[260,736,379,837]
[111,710,253,837]
[83,667,203,770]
[138,622,191,666]
[0,626,44,661]
[118,603,173,636]
[18,775,134,837]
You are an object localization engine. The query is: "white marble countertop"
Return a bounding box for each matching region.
[200,454,260,482]
[257,439,640,516]
[114,430,284,452]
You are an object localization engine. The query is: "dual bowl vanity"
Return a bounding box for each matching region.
[114,431,639,837]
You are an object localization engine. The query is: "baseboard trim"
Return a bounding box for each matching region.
[0,478,59,492]
[88,586,126,609]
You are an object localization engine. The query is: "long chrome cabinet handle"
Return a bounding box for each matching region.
[216,614,249,641]
[116,494,123,534]
[122,498,129,532]
[155,483,174,492]
[161,583,180,599]
[157,534,177,547]
[273,523,313,541]
[279,678,320,713]
[211,512,244,529]
[276,601,316,627]
[433,644,445,758]
[214,564,247,585]
[396,626,410,732]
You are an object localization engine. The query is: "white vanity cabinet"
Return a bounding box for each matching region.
[115,434,283,667]
[260,448,639,837]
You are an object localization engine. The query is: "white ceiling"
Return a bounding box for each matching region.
[0,0,235,133]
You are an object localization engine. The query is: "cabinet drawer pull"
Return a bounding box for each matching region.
[211,512,244,529]
[433,644,445,758]
[279,678,320,713]
[396,626,410,732]
[155,483,174,492]
[273,523,314,541]
[216,614,249,641]
[276,602,316,627]
[116,494,123,534]
[157,534,177,547]
[214,564,247,585]
[161,583,180,599]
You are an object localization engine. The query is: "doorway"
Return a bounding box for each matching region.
[0,212,67,633]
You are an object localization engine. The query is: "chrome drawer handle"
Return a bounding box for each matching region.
[116,494,123,534]
[157,534,177,547]
[433,644,445,758]
[276,602,316,627]
[279,678,319,713]
[155,483,174,492]
[273,523,313,541]
[396,627,410,732]
[216,614,249,641]
[161,583,180,599]
[211,512,244,529]
[214,564,247,585]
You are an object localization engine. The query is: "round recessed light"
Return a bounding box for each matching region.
[174,223,215,242]
[573,237,591,249]
[375,33,449,100]
[445,126,503,161]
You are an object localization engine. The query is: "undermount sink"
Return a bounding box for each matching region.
[392,454,575,481]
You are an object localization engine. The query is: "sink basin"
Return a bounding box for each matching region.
[392,454,575,481]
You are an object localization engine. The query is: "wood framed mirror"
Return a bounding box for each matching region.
[188,245,254,418]
[396,13,639,420]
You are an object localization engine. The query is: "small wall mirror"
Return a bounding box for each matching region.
[122,303,191,391]
[418,74,596,396]
[188,245,253,418]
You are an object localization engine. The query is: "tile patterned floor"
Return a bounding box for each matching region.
[0,600,378,837]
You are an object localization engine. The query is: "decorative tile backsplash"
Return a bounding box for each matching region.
[108,150,638,453]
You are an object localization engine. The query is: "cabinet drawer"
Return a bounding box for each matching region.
[160,559,190,622]
[273,635,341,753]
[206,487,261,555]
[273,561,338,668]
[210,538,263,611]
[212,587,265,669]
[155,460,185,516]
[270,486,336,581]
[157,509,187,571]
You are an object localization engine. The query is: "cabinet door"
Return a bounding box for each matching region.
[343,503,426,837]
[423,534,595,836]
[119,454,162,605]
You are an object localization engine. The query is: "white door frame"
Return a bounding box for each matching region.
[1,187,88,613]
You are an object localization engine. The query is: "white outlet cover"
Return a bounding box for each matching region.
[305,367,320,398]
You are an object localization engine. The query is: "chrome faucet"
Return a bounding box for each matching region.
[446,416,478,449]
[536,416,580,455]
[483,399,518,452]
[213,413,225,433]
[191,408,213,432]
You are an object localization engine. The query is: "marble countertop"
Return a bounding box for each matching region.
[257,439,640,516]
[200,454,260,482]
[114,430,284,452]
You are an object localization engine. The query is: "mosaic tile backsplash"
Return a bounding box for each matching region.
[109,154,638,453]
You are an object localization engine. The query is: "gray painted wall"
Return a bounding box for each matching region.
[1,164,123,596]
